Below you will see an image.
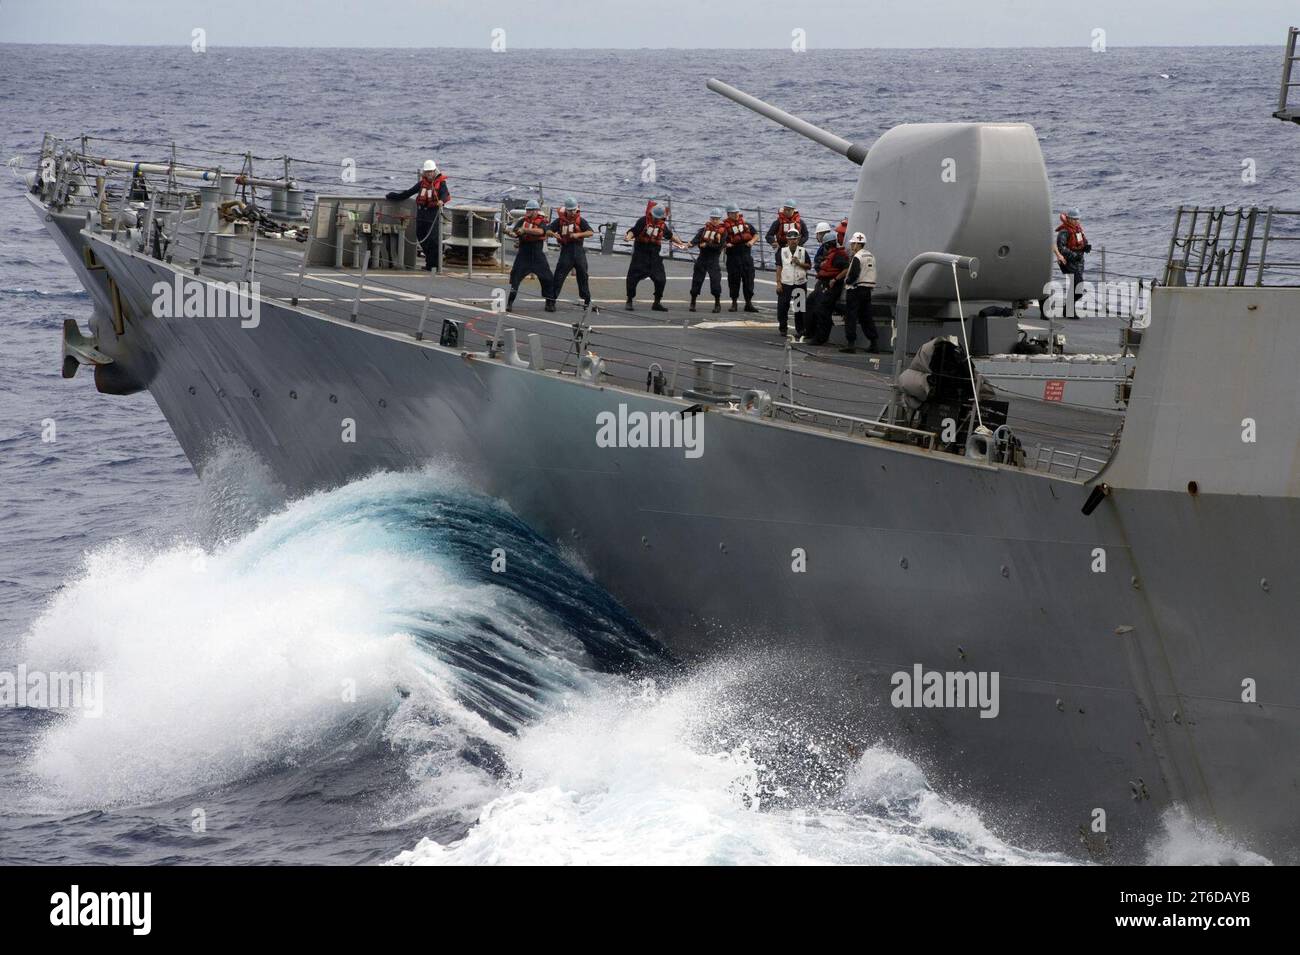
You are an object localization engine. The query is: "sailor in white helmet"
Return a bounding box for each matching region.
[387,159,451,271]
[775,226,811,340]
[841,231,879,353]
[811,221,834,272]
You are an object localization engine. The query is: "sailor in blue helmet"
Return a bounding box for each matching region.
[687,208,726,313]
[386,159,450,272]
[1053,207,1091,318]
[548,196,593,306]
[764,198,808,247]
[506,199,556,312]
[721,202,759,312]
[625,203,687,311]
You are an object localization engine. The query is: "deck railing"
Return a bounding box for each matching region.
[34,132,1125,474]
[1163,205,1300,288]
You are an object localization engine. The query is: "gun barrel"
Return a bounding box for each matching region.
[706,78,867,164]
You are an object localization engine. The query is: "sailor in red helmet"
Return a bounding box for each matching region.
[548,196,593,306]
[1053,207,1090,318]
[386,158,450,272]
[506,199,556,312]
[764,199,809,248]
[721,202,759,312]
[625,203,687,311]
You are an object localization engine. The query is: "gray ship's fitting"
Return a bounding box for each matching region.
[60,318,113,379]
[706,78,870,164]
[887,251,979,423]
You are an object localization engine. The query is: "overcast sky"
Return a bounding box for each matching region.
[0,0,1294,47]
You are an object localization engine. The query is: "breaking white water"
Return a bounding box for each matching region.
[2,467,1271,866]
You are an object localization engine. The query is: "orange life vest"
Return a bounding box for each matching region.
[556,207,584,243]
[1057,214,1087,252]
[777,209,802,234]
[700,220,725,246]
[518,211,548,242]
[638,214,668,245]
[724,214,752,247]
[817,244,848,280]
[416,173,449,208]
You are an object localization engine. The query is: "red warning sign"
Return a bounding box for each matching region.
[1043,380,1065,402]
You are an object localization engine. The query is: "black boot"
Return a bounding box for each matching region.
[651,298,668,312]
[506,290,517,312]
[712,296,721,314]
[544,300,556,313]
[729,300,739,312]
[744,299,759,313]
[689,295,697,312]
[625,298,634,311]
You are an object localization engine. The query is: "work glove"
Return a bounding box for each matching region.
[385,192,400,201]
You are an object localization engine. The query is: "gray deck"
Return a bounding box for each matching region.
[170,229,1123,473]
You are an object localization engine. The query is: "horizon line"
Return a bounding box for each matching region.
[0,40,1284,51]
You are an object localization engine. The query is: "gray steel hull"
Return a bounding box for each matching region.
[43,210,1300,862]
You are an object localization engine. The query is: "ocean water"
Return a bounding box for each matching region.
[0,44,1292,866]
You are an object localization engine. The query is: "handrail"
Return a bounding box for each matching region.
[42,132,848,239]
[1163,205,1300,287]
[59,135,1126,471]
[772,400,938,448]
[1274,25,1299,123]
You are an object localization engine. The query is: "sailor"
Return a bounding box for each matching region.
[812,226,840,275]
[645,196,672,221]
[775,226,811,339]
[507,199,556,312]
[841,231,879,353]
[765,199,808,247]
[625,203,687,311]
[688,208,727,313]
[806,229,851,345]
[1053,207,1090,318]
[386,159,450,272]
[721,203,759,312]
[549,196,593,306]
[128,165,150,202]
[811,221,833,268]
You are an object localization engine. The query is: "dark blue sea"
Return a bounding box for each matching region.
[0,44,1291,865]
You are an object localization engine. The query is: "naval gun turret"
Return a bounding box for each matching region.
[707,79,1052,307]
